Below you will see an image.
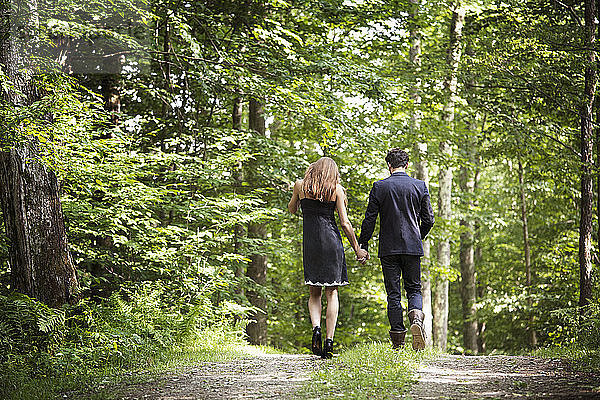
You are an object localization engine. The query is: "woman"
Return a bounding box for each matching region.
[288,157,367,358]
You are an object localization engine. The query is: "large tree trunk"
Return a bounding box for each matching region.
[433,4,464,351]
[579,0,596,311]
[409,0,432,346]
[459,137,478,354]
[518,160,537,347]
[245,97,267,345]
[0,0,79,307]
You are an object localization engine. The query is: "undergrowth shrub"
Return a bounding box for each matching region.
[547,301,600,348]
[0,282,249,398]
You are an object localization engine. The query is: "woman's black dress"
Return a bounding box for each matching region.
[300,198,348,286]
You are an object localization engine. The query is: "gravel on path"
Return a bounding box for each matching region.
[410,355,600,399]
[118,354,320,400]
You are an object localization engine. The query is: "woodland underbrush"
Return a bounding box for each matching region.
[533,302,600,372]
[0,284,250,400]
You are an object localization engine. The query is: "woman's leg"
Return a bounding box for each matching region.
[324,286,339,339]
[308,286,323,328]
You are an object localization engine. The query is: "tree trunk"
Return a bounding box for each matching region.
[233,97,245,293]
[0,0,79,307]
[100,55,122,128]
[433,4,465,351]
[459,141,478,354]
[409,0,432,346]
[518,160,537,347]
[246,97,267,345]
[579,0,596,311]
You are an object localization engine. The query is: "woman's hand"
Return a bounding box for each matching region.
[356,248,369,264]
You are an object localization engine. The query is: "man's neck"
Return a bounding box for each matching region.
[389,167,406,175]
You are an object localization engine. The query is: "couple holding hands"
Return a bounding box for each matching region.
[288,148,435,358]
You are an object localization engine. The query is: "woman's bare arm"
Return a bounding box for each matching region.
[288,179,303,214]
[335,184,367,259]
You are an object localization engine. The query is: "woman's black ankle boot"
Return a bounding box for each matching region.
[312,326,322,356]
[322,338,333,359]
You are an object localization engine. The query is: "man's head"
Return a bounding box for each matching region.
[385,148,409,170]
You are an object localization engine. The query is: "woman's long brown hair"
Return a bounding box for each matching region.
[302,157,340,202]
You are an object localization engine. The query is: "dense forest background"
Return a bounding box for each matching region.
[1,0,599,394]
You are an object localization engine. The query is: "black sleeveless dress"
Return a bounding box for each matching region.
[300,198,348,286]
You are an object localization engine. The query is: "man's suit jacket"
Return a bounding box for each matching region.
[358,171,434,257]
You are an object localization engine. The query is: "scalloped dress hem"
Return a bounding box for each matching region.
[305,281,349,287]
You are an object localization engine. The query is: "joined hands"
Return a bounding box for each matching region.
[356,248,369,265]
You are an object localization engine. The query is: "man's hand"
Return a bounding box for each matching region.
[356,248,369,264]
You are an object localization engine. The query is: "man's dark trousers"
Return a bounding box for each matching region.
[381,254,422,332]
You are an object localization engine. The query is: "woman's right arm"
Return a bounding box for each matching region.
[335,184,368,261]
[288,179,302,214]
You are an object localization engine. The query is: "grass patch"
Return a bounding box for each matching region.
[298,342,437,400]
[533,344,600,372]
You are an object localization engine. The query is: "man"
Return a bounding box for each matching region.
[358,148,434,350]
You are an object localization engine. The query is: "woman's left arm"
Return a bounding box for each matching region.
[288,180,302,214]
[335,185,367,260]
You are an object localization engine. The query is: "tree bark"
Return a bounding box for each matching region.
[0,0,79,307]
[579,0,596,311]
[409,0,432,346]
[459,139,478,354]
[433,4,464,351]
[100,56,122,128]
[518,160,537,347]
[246,97,267,345]
[233,97,245,293]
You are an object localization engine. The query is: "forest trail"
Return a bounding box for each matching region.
[411,355,600,399]
[116,353,600,399]
[119,354,318,399]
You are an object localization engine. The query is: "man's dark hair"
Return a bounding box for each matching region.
[385,148,409,169]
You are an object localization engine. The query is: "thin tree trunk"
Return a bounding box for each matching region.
[518,160,537,347]
[475,249,486,354]
[101,56,122,128]
[459,141,478,354]
[434,4,465,351]
[0,0,79,307]
[246,97,267,345]
[459,61,480,354]
[409,0,432,346]
[233,97,245,293]
[579,0,596,311]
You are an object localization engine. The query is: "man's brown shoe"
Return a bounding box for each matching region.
[389,330,407,349]
[408,309,426,351]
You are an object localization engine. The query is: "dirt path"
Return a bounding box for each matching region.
[115,353,600,399]
[410,355,600,399]
[119,354,319,400]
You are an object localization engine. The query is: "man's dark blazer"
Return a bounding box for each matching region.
[358,171,434,258]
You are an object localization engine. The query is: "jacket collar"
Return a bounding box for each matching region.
[391,171,407,176]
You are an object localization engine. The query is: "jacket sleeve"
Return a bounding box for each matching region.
[358,183,379,252]
[419,181,434,240]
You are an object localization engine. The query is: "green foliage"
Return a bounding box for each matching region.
[2,1,600,397]
[534,343,600,372]
[0,286,249,399]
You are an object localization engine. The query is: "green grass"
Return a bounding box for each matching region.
[533,344,600,372]
[298,342,437,400]
[6,328,280,400]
